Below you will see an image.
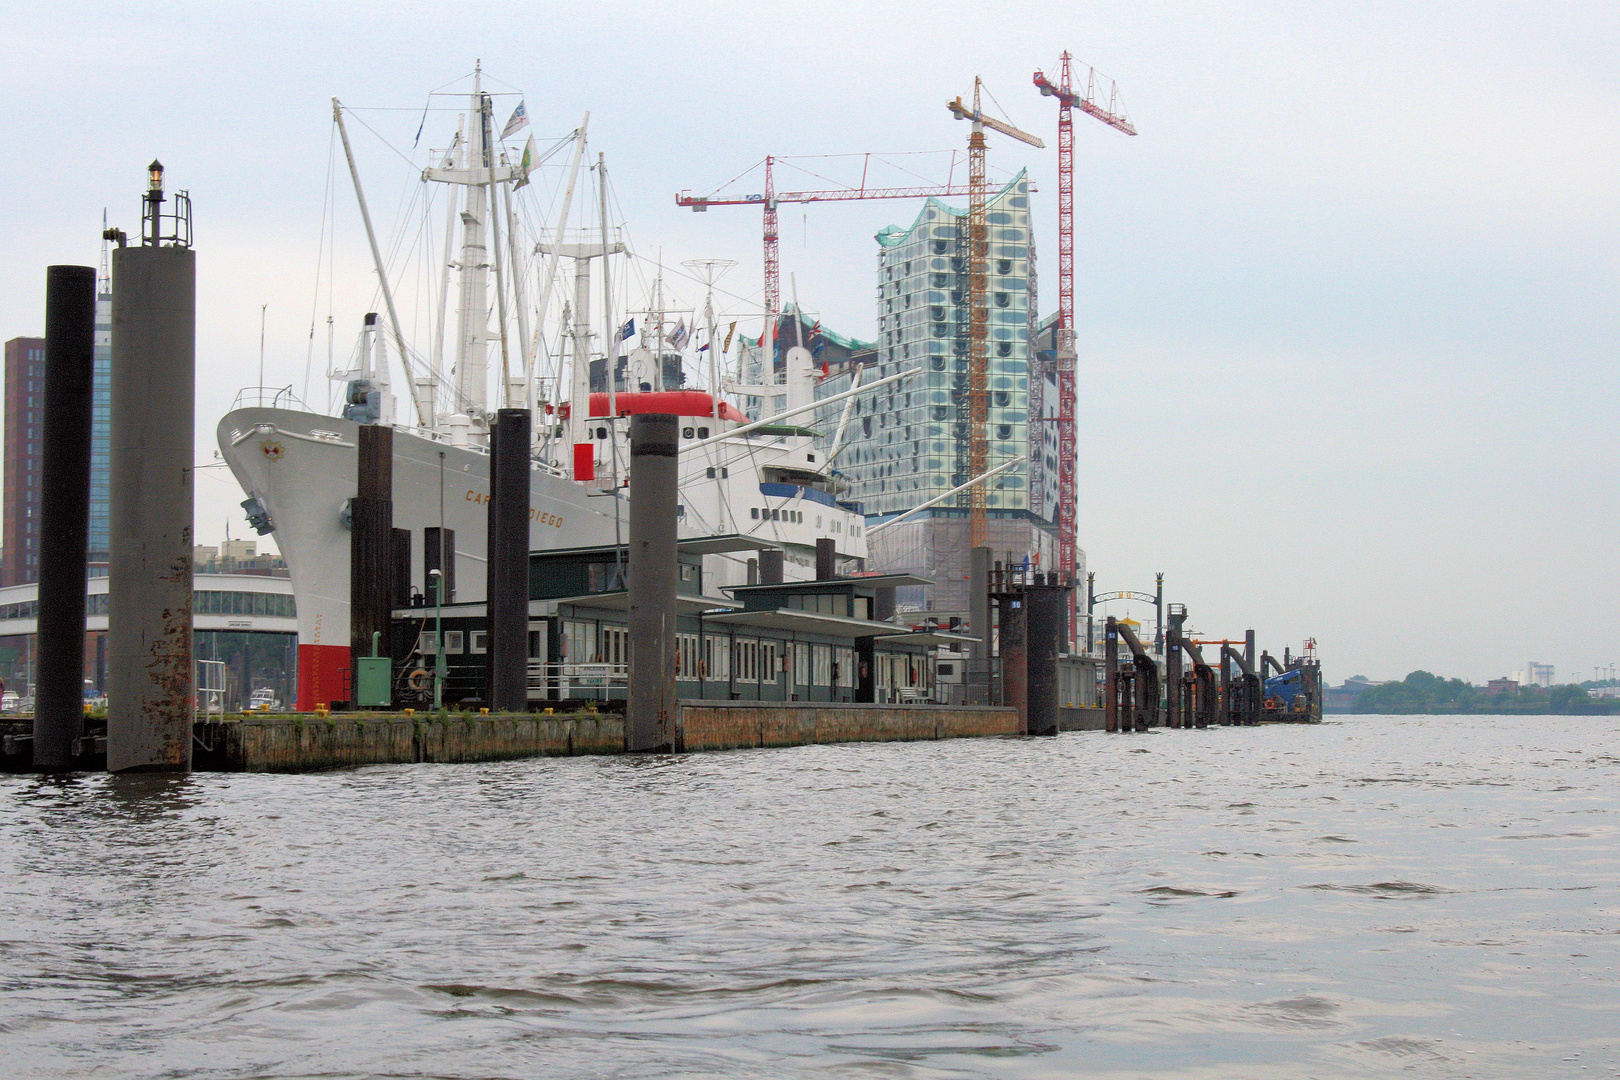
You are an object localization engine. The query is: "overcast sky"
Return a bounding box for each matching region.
[2,1,1616,685]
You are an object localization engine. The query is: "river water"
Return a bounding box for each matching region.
[2,714,1617,1079]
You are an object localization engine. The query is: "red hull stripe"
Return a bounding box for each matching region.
[297,643,351,711]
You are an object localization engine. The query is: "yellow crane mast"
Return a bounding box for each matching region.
[948,80,1043,550]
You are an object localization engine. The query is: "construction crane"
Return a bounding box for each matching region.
[948,79,1043,550]
[676,158,971,328]
[1033,53,1136,646]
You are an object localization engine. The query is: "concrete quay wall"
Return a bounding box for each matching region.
[681,702,1021,752]
[201,702,1022,772]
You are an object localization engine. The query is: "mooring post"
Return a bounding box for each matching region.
[626,413,678,752]
[1001,591,1028,730]
[815,537,836,581]
[1024,580,1064,736]
[1165,604,1185,729]
[1219,648,1232,726]
[1104,615,1119,733]
[107,166,195,773]
[350,424,393,708]
[486,407,531,712]
[34,265,97,772]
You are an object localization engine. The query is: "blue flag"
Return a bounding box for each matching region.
[617,318,635,341]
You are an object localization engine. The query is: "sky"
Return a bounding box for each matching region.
[2,0,1616,685]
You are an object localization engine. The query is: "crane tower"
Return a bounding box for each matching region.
[948,79,1043,550]
[1033,54,1136,645]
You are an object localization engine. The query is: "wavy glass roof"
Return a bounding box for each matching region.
[874,169,1029,249]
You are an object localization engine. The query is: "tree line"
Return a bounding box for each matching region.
[1354,671,1619,715]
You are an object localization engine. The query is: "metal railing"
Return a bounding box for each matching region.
[527,661,628,696]
[229,385,311,412]
[197,659,227,720]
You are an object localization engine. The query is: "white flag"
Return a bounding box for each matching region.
[501,101,528,140]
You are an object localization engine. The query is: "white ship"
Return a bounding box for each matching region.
[218,68,869,709]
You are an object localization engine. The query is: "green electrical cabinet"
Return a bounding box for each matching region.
[354,633,392,708]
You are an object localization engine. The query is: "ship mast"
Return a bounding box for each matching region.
[453,65,492,428]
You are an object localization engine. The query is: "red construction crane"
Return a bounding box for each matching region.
[1033,53,1136,647]
[948,79,1044,551]
[676,157,971,325]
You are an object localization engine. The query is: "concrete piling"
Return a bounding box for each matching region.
[626,413,678,752]
[106,201,195,772]
[34,265,97,772]
[486,408,531,712]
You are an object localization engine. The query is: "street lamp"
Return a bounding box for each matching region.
[428,568,445,710]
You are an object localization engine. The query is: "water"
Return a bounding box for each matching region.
[3,714,1617,1079]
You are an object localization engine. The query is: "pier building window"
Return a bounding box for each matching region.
[735,639,759,682]
[814,644,832,686]
[563,620,596,666]
[601,627,627,667]
[443,631,464,654]
[836,647,856,690]
[469,631,487,654]
[703,635,730,680]
[677,633,699,678]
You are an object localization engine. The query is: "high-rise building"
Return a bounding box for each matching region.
[818,171,1070,614]
[2,273,113,586]
[2,336,47,587]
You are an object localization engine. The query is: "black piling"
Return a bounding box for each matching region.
[815,537,836,580]
[759,548,784,585]
[1023,579,1064,736]
[33,265,96,772]
[873,585,896,624]
[424,526,456,602]
[349,424,393,706]
[1104,615,1119,732]
[1165,604,1185,729]
[1001,592,1028,727]
[626,413,679,752]
[391,528,412,607]
[485,408,531,712]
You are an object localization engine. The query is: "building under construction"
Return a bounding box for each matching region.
[816,172,1067,616]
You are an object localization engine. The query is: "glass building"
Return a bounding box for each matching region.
[817,172,1068,614]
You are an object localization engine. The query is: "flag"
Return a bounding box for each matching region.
[501,101,529,139]
[513,133,536,189]
[812,338,826,357]
[722,321,737,352]
[617,317,636,341]
[819,359,830,379]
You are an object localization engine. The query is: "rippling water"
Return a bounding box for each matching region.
[3,714,1618,1078]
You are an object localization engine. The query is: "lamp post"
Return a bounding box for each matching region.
[428,568,445,710]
